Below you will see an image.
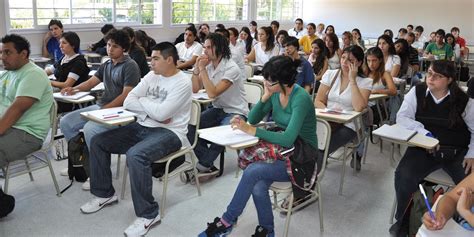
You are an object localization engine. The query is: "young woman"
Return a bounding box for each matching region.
[352,28,365,50]
[391,60,474,236]
[199,55,317,237]
[249,20,258,40]
[314,45,372,160]
[199,23,210,43]
[325,25,335,35]
[123,27,150,78]
[394,38,410,78]
[384,29,394,39]
[45,31,90,112]
[308,38,329,93]
[299,23,318,55]
[341,31,353,51]
[275,30,289,55]
[446,33,462,62]
[239,26,257,55]
[325,33,342,70]
[246,26,279,65]
[134,29,156,57]
[378,34,401,78]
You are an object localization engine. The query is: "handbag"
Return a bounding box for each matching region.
[291,137,318,164]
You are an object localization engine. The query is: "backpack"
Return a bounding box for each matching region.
[61,133,89,193]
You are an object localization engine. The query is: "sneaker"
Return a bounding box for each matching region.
[196,166,220,182]
[124,215,161,237]
[350,153,362,171]
[198,217,233,237]
[252,225,274,237]
[80,195,118,214]
[82,178,90,191]
[60,168,68,176]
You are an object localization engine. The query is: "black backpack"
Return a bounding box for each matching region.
[61,133,89,193]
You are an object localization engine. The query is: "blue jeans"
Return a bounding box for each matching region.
[89,122,182,219]
[193,107,243,169]
[59,104,117,147]
[222,160,290,233]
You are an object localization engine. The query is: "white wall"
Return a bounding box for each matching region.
[302,0,474,44]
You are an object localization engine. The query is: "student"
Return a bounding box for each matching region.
[0,33,54,182]
[270,21,280,39]
[316,23,325,40]
[135,29,157,57]
[42,19,64,63]
[246,27,279,66]
[384,29,394,39]
[451,27,467,58]
[413,25,427,52]
[391,60,474,236]
[249,20,258,40]
[199,55,317,237]
[424,29,454,61]
[288,18,307,39]
[239,27,257,55]
[227,27,246,77]
[215,24,226,31]
[44,31,90,112]
[422,172,474,231]
[405,32,421,73]
[123,27,150,77]
[396,28,408,40]
[341,31,353,51]
[446,33,462,62]
[325,33,342,70]
[352,28,365,51]
[407,24,414,34]
[275,30,289,55]
[394,38,410,78]
[283,36,314,93]
[80,42,192,237]
[59,29,140,189]
[187,33,248,179]
[298,23,318,55]
[378,34,401,78]
[174,23,196,45]
[89,24,115,56]
[325,25,335,35]
[198,23,210,43]
[314,45,372,157]
[175,27,203,70]
[308,38,329,88]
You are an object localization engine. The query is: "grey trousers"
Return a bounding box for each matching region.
[0,128,42,167]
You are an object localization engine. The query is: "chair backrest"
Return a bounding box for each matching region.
[244,64,254,78]
[316,118,331,179]
[244,81,263,106]
[188,100,201,149]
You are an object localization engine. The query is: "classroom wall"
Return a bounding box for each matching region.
[302,0,474,44]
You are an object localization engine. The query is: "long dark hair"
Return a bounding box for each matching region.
[364,47,385,85]
[205,33,231,60]
[423,60,467,128]
[240,26,253,54]
[377,34,396,55]
[122,27,145,54]
[260,26,275,52]
[325,33,339,58]
[342,45,365,77]
[394,38,410,77]
[311,38,328,75]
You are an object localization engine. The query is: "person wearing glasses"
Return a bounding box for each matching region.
[288,18,307,39]
[199,55,317,237]
[390,60,474,236]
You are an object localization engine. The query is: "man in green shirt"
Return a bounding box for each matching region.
[423,29,453,61]
[0,34,53,168]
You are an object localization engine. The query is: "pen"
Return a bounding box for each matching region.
[419,184,436,220]
[103,114,120,119]
[102,111,124,117]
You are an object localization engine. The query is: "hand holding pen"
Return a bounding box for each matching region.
[61,87,79,96]
[420,184,447,230]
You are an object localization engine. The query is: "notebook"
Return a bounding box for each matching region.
[53,91,90,100]
[199,125,258,146]
[83,107,137,121]
[372,124,417,141]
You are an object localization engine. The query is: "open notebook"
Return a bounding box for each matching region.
[199,125,258,146]
[373,124,417,141]
[83,107,137,121]
[53,91,90,100]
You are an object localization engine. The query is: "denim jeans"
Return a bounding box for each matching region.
[394,147,467,221]
[222,160,290,233]
[59,104,117,146]
[89,122,182,219]
[193,107,244,169]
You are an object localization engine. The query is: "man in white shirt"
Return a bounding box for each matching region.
[79,42,192,237]
[288,18,308,39]
[176,27,203,70]
[412,25,428,53]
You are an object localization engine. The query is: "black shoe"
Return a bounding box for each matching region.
[198,217,233,237]
[252,225,274,237]
[0,188,15,218]
[389,220,408,237]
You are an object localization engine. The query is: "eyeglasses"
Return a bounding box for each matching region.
[426,69,447,80]
[265,80,279,86]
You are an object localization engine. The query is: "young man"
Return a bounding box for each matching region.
[451,27,468,58]
[424,29,454,61]
[89,24,115,56]
[79,42,192,237]
[42,19,64,63]
[406,24,414,34]
[59,29,140,189]
[187,33,248,179]
[0,34,54,216]
[412,25,427,53]
[176,26,203,70]
[288,18,307,39]
[283,36,314,93]
[406,32,420,73]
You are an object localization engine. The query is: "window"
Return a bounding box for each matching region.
[256,0,301,21]
[171,0,249,24]
[7,0,163,30]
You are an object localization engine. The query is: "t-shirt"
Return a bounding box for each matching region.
[94,55,141,106]
[299,34,318,55]
[288,28,308,39]
[229,41,246,78]
[321,69,373,131]
[295,56,315,89]
[0,62,53,140]
[175,41,203,61]
[124,70,192,146]
[46,37,63,63]
[385,55,401,76]
[254,43,280,65]
[206,58,249,116]
[425,43,454,60]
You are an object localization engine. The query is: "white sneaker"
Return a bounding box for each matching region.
[82,178,90,191]
[60,168,68,176]
[124,215,161,237]
[80,195,118,214]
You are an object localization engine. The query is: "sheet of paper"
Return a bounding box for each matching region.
[199,125,258,146]
[53,91,90,100]
[83,107,137,121]
[192,92,210,100]
[373,124,417,141]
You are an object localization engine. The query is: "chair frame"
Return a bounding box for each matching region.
[270,118,332,236]
[120,100,202,218]
[2,101,61,196]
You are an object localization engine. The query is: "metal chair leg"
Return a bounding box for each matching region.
[25,159,34,181]
[121,164,128,200]
[116,154,121,180]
